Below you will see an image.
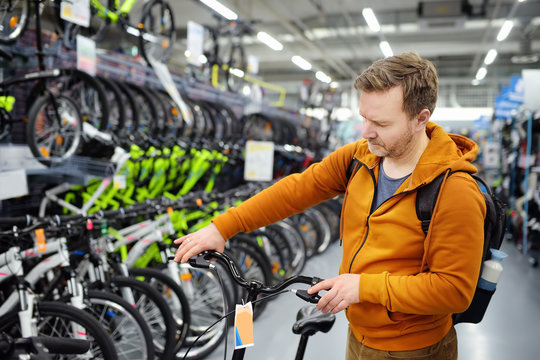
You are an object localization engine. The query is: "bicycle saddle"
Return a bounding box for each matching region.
[292,305,336,336]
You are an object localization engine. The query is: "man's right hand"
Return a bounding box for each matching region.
[173,223,226,263]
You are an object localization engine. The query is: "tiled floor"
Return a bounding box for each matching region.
[205,240,540,359]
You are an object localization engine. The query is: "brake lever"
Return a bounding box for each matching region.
[168,251,215,269]
[293,276,324,304]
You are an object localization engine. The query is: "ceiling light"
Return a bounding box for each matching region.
[497,20,513,41]
[511,54,539,64]
[483,49,498,65]
[330,81,339,88]
[379,41,393,58]
[471,79,480,86]
[362,8,380,33]
[199,0,238,20]
[199,54,208,64]
[184,50,191,58]
[316,71,331,83]
[256,31,283,51]
[475,67,487,80]
[291,55,312,70]
[518,0,526,2]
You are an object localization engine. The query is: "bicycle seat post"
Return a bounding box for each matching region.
[32,0,45,71]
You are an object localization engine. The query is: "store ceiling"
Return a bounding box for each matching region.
[164,0,540,91]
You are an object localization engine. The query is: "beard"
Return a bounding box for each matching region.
[367,125,415,159]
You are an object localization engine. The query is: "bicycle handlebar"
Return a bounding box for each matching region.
[187,250,324,302]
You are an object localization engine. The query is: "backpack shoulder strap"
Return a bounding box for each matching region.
[346,158,361,182]
[416,172,451,235]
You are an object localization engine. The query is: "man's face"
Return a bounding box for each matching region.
[359,86,416,159]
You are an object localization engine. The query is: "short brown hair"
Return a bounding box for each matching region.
[354,52,438,119]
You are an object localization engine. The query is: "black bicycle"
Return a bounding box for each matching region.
[184,250,336,360]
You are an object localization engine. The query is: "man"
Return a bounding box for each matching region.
[173,52,485,359]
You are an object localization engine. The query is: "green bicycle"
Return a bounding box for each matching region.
[62,0,175,65]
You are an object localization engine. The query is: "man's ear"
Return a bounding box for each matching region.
[414,109,431,131]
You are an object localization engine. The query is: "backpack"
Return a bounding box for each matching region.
[346,159,507,324]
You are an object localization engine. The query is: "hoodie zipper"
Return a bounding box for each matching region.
[346,171,427,274]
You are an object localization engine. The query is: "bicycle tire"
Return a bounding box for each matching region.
[96,75,125,133]
[225,43,246,93]
[268,220,307,275]
[138,0,175,65]
[305,207,332,254]
[0,0,29,43]
[293,210,323,258]
[111,275,176,360]
[125,83,158,137]
[113,80,140,137]
[128,267,191,353]
[26,93,82,166]
[86,290,154,360]
[0,300,118,360]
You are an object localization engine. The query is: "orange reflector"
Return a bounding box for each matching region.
[171,107,179,116]
[56,135,64,146]
[180,273,192,281]
[264,121,272,132]
[196,198,203,207]
[300,224,309,232]
[245,257,252,267]
[167,206,173,214]
[138,23,144,29]
[40,147,50,158]
[223,148,230,155]
[9,16,18,28]
[162,39,169,49]
[272,262,280,274]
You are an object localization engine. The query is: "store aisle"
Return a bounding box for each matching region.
[205,240,540,360]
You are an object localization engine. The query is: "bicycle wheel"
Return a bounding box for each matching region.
[129,267,191,353]
[0,301,118,360]
[226,43,246,93]
[0,0,29,43]
[111,275,176,360]
[26,93,82,166]
[173,264,228,360]
[138,0,175,65]
[267,220,307,275]
[96,76,125,133]
[86,290,154,360]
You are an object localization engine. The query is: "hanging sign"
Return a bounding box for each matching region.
[61,0,90,28]
[76,34,96,76]
[244,140,274,181]
[187,21,204,66]
[234,303,254,349]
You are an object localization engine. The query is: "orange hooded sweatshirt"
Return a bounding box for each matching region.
[212,122,486,351]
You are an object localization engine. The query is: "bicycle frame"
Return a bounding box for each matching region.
[91,0,138,23]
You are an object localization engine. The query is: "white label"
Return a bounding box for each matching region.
[247,55,259,74]
[61,0,90,28]
[244,141,274,181]
[186,21,204,66]
[522,69,540,112]
[76,34,96,76]
[0,169,28,200]
[113,175,126,189]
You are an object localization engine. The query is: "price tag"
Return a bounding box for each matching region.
[61,0,90,27]
[244,141,274,181]
[76,34,96,76]
[113,175,126,189]
[234,303,254,349]
[34,228,46,253]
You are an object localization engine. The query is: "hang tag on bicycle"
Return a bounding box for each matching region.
[234,302,254,349]
[113,175,126,189]
[60,0,90,28]
[34,228,47,253]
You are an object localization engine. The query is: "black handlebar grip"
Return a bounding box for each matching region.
[36,336,90,354]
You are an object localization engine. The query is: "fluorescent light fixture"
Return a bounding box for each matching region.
[199,0,238,20]
[184,50,191,58]
[497,20,513,41]
[316,71,331,83]
[475,67,487,80]
[483,49,498,65]
[229,68,245,77]
[199,54,208,64]
[362,8,380,32]
[242,85,251,96]
[471,79,480,86]
[257,31,283,51]
[518,0,526,2]
[330,81,339,88]
[379,41,393,58]
[291,55,312,70]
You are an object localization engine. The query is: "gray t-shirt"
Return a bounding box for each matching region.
[370,161,410,213]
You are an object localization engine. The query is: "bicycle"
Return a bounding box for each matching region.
[0,0,113,165]
[0,334,91,360]
[183,250,336,360]
[62,0,175,66]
